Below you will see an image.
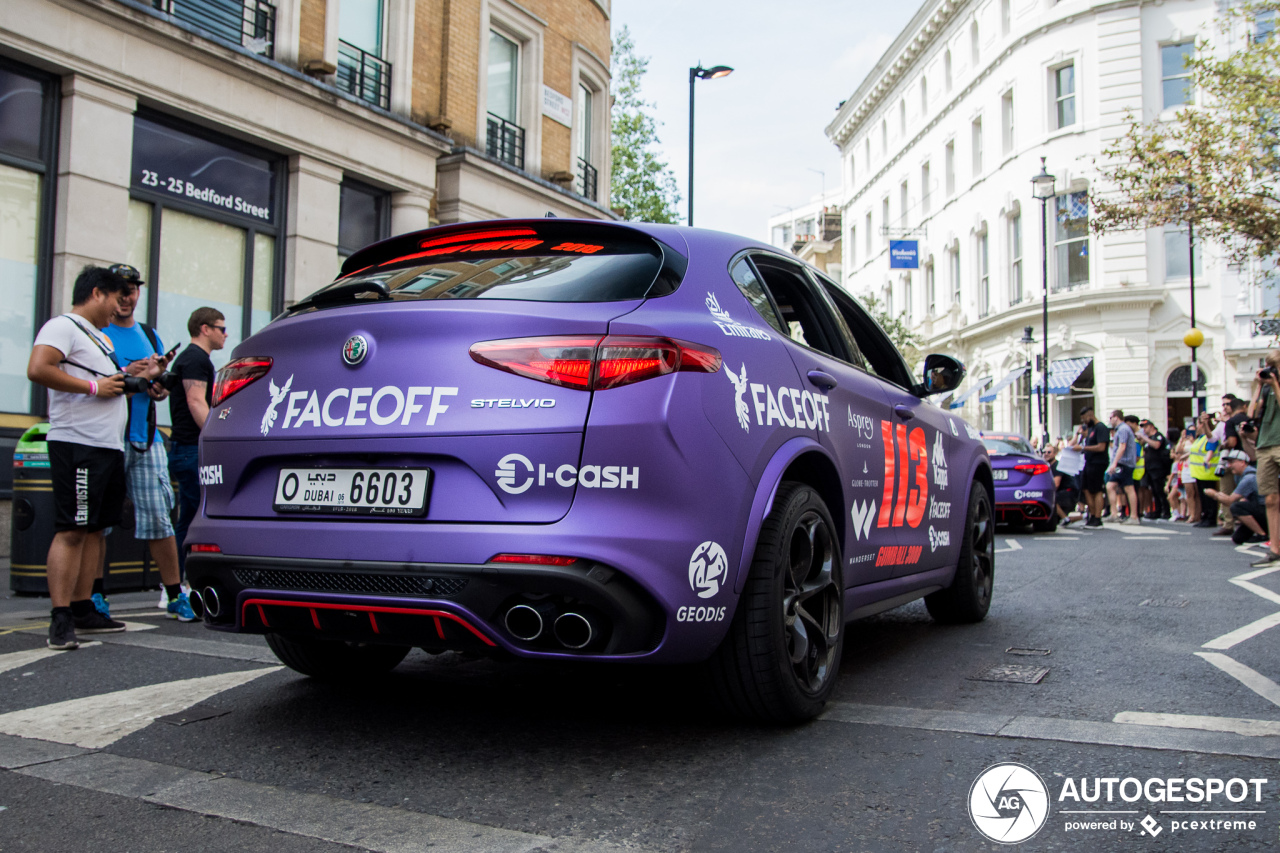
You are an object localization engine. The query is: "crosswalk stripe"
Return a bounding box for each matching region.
[0,646,73,675]
[1195,652,1280,709]
[0,667,280,749]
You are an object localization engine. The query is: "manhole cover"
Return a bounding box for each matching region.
[1139,598,1189,608]
[970,664,1049,684]
[1006,647,1051,656]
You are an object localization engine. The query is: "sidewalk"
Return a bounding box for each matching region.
[0,555,162,623]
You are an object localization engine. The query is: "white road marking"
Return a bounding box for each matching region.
[1113,711,1280,738]
[0,646,96,675]
[1231,578,1280,607]
[118,620,158,633]
[0,667,280,748]
[1195,652,1280,709]
[1124,536,1168,540]
[1099,525,1189,536]
[995,539,1023,553]
[1203,611,1280,650]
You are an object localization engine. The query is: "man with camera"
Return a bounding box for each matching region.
[1247,353,1280,566]
[102,265,197,621]
[25,265,163,649]
[169,307,226,571]
[1204,450,1268,546]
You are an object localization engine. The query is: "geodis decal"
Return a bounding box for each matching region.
[688,541,728,599]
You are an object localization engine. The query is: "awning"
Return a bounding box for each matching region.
[1032,357,1093,395]
[979,366,1029,403]
[949,377,992,409]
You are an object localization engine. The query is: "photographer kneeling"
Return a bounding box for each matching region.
[1204,450,1268,546]
[25,265,164,650]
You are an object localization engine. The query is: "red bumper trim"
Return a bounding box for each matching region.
[241,598,497,647]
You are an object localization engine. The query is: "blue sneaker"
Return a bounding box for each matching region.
[91,593,110,617]
[167,592,196,622]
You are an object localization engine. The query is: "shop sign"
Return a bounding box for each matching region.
[542,86,573,127]
[889,240,919,269]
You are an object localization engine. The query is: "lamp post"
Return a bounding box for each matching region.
[688,64,733,227]
[1031,157,1056,445]
[1171,150,1203,417]
[1019,325,1037,440]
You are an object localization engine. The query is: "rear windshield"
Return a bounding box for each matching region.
[290,224,684,314]
[982,436,1035,455]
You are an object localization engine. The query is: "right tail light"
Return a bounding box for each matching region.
[212,357,273,406]
[469,336,721,391]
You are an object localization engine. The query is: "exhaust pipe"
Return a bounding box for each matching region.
[553,612,595,650]
[188,588,205,619]
[202,586,222,618]
[504,603,551,641]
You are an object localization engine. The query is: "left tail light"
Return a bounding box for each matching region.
[212,357,273,406]
[470,336,721,391]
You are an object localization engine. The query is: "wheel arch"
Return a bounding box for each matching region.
[734,437,844,595]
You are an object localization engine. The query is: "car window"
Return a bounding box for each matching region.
[983,436,1035,455]
[818,278,915,389]
[729,258,786,335]
[748,254,847,360]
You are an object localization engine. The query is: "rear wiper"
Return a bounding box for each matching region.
[290,279,392,313]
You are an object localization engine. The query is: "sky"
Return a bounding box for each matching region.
[609,0,921,241]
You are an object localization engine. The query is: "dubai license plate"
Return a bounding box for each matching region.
[274,468,431,516]
[993,469,1009,480]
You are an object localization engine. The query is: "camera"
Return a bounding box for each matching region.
[1262,367,1277,380]
[120,371,180,394]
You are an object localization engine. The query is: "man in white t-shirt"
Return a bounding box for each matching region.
[26,265,162,650]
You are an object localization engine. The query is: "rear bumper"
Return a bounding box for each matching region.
[187,552,666,660]
[995,499,1054,522]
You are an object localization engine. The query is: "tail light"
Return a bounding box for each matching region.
[188,543,222,553]
[1013,462,1050,476]
[212,357,273,406]
[470,336,721,391]
[490,553,579,566]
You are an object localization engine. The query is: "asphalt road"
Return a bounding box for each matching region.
[0,518,1278,852]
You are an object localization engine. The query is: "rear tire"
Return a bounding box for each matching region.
[265,633,410,679]
[925,487,995,623]
[709,482,844,723]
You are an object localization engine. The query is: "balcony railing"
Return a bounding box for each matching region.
[337,40,391,110]
[576,157,598,201]
[154,0,275,57]
[487,113,525,170]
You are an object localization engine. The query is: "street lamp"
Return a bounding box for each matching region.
[1170,149,1203,417]
[1019,325,1037,440]
[1031,157,1056,445]
[688,64,733,227]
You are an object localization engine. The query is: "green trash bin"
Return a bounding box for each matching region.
[9,424,153,595]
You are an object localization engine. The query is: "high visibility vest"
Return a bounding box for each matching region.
[1133,445,1145,482]
[1189,435,1220,481]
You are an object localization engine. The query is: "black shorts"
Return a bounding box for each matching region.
[49,440,125,532]
[1082,464,1106,493]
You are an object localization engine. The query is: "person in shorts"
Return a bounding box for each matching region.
[25,265,160,649]
[102,265,196,622]
[1070,408,1109,527]
[1247,351,1280,566]
[1106,409,1139,524]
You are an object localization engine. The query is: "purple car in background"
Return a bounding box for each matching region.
[982,433,1058,532]
[185,219,994,722]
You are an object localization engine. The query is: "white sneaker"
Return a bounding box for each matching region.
[158,588,169,609]
[1121,515,1140,525]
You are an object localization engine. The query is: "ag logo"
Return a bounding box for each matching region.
[968,762,1050,844]
[688,541,728,599]
[342,335,369,366]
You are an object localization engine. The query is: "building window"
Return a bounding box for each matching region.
[487,30,525,169]
[574,83,598,200]
[905,275,914,322]
[865,137,871,165]
[971,117,983,175]
[0,62,57,416]
[945,49,953,91]
[1009,212,1023,303]
[1053,63,1076,129]
[1001,89,1014,154]
[1161,42,1195,108]
[978,229,990,317]
[881,119,888,156]
[970,21,980,65]
[950,246,962,303]
[1001,0,1011,36]
[881,197,890,244]
[1053,191,1090,291]
[899,98,907,136]
[1164,225,1203,279]
[337,0,390,109]
[1257,9,1276,41]
[926,259,936,314]
[849,225,857,266]
[337,179,389,267]
[945,140,956,196]
[865,212,873,257]
[921,162,932,215]
[900,181,909,227]
[849,153,856,186]
[920,77,928,116]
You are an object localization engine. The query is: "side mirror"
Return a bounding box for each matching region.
[918,353,966,397]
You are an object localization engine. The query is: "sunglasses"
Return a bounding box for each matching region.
[209,325,227,334]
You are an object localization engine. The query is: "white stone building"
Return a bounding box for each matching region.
[820,0,1276,438]
[767,188,844,280]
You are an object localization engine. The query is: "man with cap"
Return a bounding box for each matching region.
[1204,449,1269,546]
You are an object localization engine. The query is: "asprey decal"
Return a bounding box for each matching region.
[198,465,223,485]
[749,383,831,431]
[932,431,949,489]
[928,526,951,552]
[262,384,459,435]
[706,291,772,340]
[688,541,728,599]
[494,453,639,495]
[878,421,928,529]
[848,407,876,448]
[727,363,750,432]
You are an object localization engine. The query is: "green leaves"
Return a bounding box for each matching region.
[610,26,682,224]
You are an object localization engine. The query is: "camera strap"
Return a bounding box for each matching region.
[130,323,162,452]
[59,314,121,372]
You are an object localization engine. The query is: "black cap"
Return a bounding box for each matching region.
[107,263,145,286]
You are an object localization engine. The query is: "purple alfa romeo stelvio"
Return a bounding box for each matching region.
[185,219,995,722]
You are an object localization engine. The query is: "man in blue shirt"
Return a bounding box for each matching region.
[1106,409,1140,524]
[102,265,196,622]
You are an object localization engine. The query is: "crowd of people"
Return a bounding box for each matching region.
[25,264,225,650]
[1034,350,1280,569]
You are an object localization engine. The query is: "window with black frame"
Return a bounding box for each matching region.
[338,179,390,268]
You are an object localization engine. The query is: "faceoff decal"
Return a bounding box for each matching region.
[928,497,951,519]
[260,376,459,436]
[688,541,728,599]
[494,454,639,495]
[706,292,772,340]
[878,421,929,530]
[749,383,831,432]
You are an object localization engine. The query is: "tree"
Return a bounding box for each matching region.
[610,26,682,224]
[859,292,923,366]
[1091,3,1279,271]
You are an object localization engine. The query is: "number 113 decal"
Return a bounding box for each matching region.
[878,421,928,529]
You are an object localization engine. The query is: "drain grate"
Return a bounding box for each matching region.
[1006,647,1051,656]
[1139,598,1189,608]
[970,663,1050,684]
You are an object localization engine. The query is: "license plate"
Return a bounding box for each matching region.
[274,468,431,517]
[993,469,1009,480]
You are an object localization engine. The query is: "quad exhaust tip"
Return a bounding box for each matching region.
[553,612,594,649]
[202,586,222,618]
